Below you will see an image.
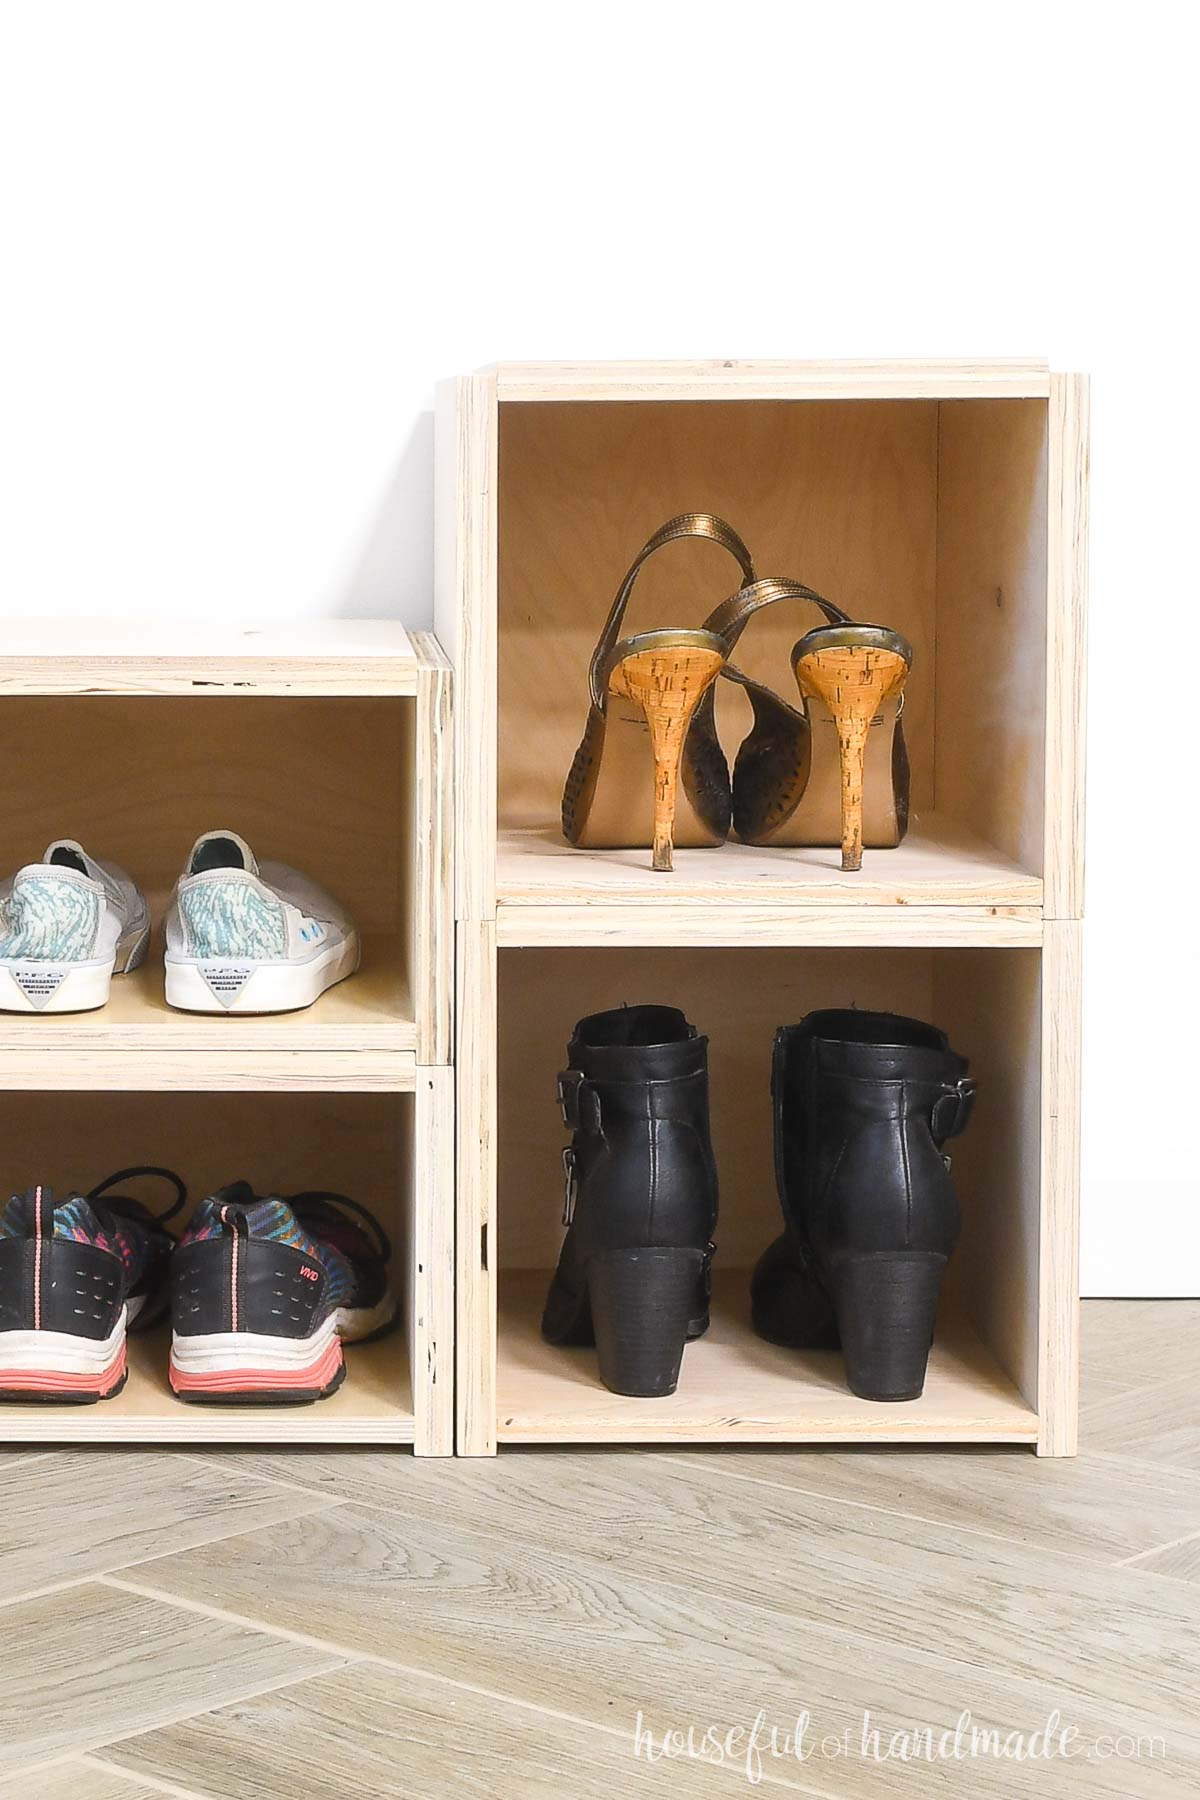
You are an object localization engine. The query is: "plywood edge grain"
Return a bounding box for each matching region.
[496,905,1043,948]
[436,374,497,922]
[1037,921,1082,1454]
[456,920,497,1454]
[495,359,1053,403]
[0,1049,418,1092]
[1044,372,1090,918]
[0,620,419,696]
[410,631,454,1064]
[412,1065,456,1456]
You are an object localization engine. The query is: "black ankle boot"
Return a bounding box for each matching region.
[752,1010,976,1401]
[541,1005,718,1397]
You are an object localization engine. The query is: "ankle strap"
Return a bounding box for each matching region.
[588,513,756,704]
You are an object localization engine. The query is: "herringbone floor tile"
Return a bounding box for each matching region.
[0,1300,1196,1797]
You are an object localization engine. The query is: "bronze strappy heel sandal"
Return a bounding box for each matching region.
[562,514,756,871]
[701,581,913,868]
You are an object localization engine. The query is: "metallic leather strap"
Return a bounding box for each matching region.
[588,512,756,705]
[702,576,851,651]
[792,622,913,665]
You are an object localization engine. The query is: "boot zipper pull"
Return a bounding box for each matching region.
[702,1239,716,1301]
[561,1148,578,1226]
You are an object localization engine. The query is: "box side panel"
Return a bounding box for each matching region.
[935,400,1048,874]
[932,947,1042,1414]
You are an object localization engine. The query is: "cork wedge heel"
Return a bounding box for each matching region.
[791,625,912,871]
[562,514,756,871]
[698,582,913,856]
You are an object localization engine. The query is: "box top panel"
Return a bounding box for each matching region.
[0,618,423,694]
[494,358,1052,402]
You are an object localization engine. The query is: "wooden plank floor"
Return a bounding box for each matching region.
[0,1302,1197,1799]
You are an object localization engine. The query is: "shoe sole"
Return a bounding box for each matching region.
[0,1316,128,1402]
[0,916,150,1014]
[168,1295,395,1405]
[163,931,359,1014]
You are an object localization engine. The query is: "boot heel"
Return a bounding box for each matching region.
[827,1251,947,1401]
[588,1246,705,1397]
[607,641,726,871]
[792,628,911,871]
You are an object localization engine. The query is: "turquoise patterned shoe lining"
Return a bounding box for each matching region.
[180,878,287,959]
[0,876,100,961]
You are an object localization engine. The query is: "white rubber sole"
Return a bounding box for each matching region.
[163,930,359,1014]
[169,1294,394,1399]
[0,1311,128,1399]
[171,1294,395,1374]
[0,913,149,1014]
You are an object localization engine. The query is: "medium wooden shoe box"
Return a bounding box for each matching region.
[0,623,454,1453]
[438,359,1088,1457]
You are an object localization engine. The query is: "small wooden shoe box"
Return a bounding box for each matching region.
[437,359,1088,1457]
[0,623,454,1453]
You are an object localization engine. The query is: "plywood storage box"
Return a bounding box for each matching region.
[438,359,1088,1457]
[0,623,454,1453]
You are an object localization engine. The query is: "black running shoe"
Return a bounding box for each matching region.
[170,1184,394,1403]
[0,1166,184,1402]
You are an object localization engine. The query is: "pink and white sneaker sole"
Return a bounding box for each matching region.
[169,1296,393,1405]
[0,1315,128,1403]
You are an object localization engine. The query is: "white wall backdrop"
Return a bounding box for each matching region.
[1,1,1195,1291]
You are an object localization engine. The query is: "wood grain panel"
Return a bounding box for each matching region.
[0,696,405,935]
[932,948,1043,1415]
[934,398,1049,874]
[0,1089,403,1204]
[498,399,939,834]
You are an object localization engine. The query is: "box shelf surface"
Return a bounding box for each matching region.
[497,1272,1037,1445]
[495,818,1043,948]
[0,1088,446,1448]
[1,1328,412,1445]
